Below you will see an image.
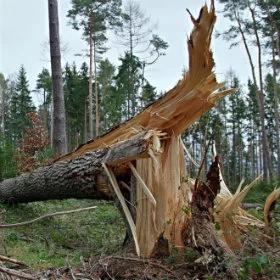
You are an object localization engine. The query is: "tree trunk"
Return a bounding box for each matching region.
[249,6,272,180]
[88,27,94,139]
[0,133,155,204]
[0,82,4,134]
[182,156,230,256]
[272,37,280,178]
[94,40,100,136]
[84,98,88,143]
[48,0,67,155]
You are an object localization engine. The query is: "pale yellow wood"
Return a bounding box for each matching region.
[102,163,140,256]
[128,162,157,206]
[136,136,191,257]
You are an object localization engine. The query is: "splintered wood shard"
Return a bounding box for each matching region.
[129,162,157,206]
[102,163,140,256]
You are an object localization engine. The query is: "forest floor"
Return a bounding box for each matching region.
[0,182,279,279]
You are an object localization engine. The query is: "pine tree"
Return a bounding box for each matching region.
[264,73,279,177]
[115,52,143,119]
[7,66,35,143]
[36,68,52,133]
[98,59,116,132]
[218,0,272,180]
[0,73,10,135]
[67,0,123,137]
[227,74,246,187]
[64,63,88,150]
[140,81,157,108]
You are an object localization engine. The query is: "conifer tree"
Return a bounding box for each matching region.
[67,0,123,137]
[36,68,52,132]
[8,66,35,143]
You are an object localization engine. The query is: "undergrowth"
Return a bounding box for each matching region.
[0,200,125,269]
[0,181,278,279]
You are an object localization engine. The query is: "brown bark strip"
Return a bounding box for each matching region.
[182,156,231,255]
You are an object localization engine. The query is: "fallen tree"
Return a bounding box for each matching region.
[0,132,161,203]
[0,1,235,258]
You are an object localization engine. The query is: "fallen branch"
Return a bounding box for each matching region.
[0,206,97,228]
[0,255,28,267]
[0,266,35,280]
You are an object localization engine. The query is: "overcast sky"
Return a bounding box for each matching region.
[0,0,252,104]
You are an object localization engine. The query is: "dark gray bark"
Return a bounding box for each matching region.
[249,6,272,180]
[48,0,67,154]
[271,37,280,178]
[88,26,94,139]
[0,136,151,204]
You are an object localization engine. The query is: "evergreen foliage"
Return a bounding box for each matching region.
[7,66,35,143]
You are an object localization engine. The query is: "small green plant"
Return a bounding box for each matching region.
[238,254,272,280]
[184,247,200,263]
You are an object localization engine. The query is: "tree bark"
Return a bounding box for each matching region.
[88,25,94,139]
[249,5,272,180]
[182,156,231,256]
[0,134,154,204]
[48,0,67,155]
[0,82,4,134]
[94,40,100,136]
[271,36,280,178]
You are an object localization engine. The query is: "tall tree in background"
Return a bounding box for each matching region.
[67,0,122,138]
[259,0,280,177]
[98,59,117,131]
[115,53,143,119]
[117,0,168,117]
[48,0,67,155]
[36,68,52,133]
[218,0,272,180]
[64,63,88,150]
[7,66,35,142]
[0,73,7,135]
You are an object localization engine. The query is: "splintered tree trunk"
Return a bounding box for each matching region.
[48,0,67,154]
[0,2,230,258]
[135,136,192,257]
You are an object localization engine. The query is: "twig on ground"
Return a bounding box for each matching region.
[0,255,28,267]
[69,267,76,280]
[0,206,97,229]
[0,266,36,280]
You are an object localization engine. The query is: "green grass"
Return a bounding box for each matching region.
[0,180,278,273]
[0,200,125,269]
[245,180,279,203]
